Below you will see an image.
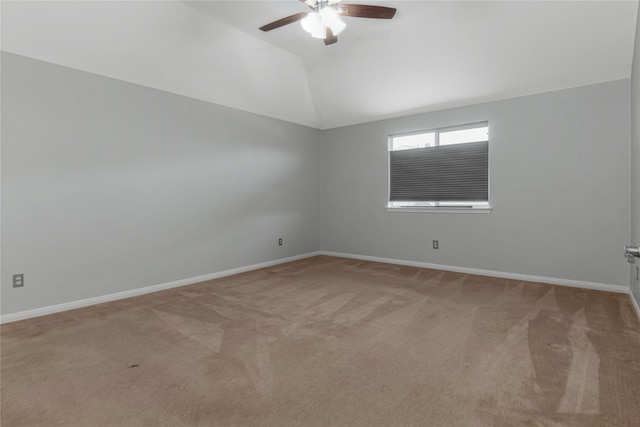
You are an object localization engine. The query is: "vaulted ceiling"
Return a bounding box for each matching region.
[2,1,638,129]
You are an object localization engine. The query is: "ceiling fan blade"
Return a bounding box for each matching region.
[324,28,338,45]
[339,4,397,19]
[260,12,308,32]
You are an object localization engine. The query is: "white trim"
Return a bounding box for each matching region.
[388,121,489,140]
[0,252,322,324]
[320,251,629,294]
[630,292,640,321]
[386,207,492,214]
[3,251,633,325]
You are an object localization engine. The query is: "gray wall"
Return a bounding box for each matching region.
[1,53,321,315]
[632,5,640,305]
[320,80,631,288]
[2,51,635,318]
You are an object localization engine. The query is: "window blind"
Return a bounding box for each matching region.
[389,141,488,202]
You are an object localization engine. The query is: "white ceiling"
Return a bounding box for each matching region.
[1,1,638,129]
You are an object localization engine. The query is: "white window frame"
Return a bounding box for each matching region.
[387,122,492,214]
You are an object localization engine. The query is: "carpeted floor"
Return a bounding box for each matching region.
[2,256,640,426]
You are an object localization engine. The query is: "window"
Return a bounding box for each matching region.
[388,122,490,211]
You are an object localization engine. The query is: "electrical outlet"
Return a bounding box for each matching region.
[278,238,283,246]
[13,274,24,288]
[433,240,439,250]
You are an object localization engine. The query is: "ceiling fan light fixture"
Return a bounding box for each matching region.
[301,12,327,39]
[320,7,346,36]
[261,1,396,46]
[311,26,327,39]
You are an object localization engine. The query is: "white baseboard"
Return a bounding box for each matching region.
[0,252,321,324]
[2,250,633,325]
[320,251,630,294]
[630,292,640,321]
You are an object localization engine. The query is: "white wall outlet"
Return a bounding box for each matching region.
[13,274,24,288]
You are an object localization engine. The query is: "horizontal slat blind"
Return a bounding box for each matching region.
[389,141,488,202]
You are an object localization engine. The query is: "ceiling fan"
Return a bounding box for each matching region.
[259,0,396,46]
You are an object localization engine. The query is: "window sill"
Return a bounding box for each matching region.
[386,206,492,214]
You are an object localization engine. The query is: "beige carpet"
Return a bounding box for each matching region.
[2,256,640,426]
